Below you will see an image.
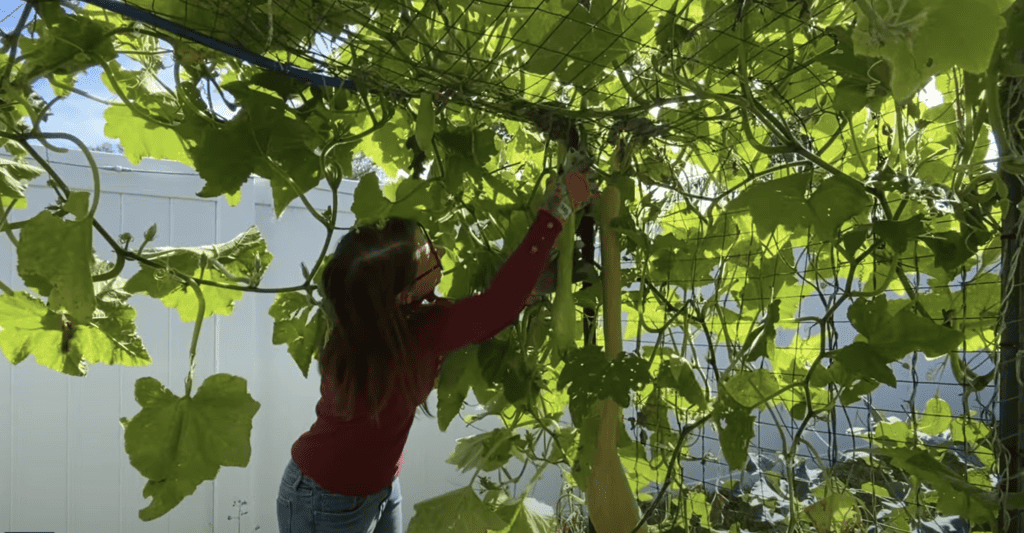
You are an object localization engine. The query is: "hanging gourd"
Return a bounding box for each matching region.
[550,144,577,355]
[586,141,648,533]
[550,208,576,354]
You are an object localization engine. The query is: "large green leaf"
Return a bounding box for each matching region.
[847,297,963,360]
[104,105,194,168]
[851,0,1008,101]
[723,369,779,408]
[831,342,896,388]
[119,374,260,521]
[726,173,814,239]
[447,428,519,473]
[16,210,95,323]
[406,485,509,533]
[351,173,391,223]
[808,175,872,241]
[124,226,273,323]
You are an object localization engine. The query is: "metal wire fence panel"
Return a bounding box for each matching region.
[20,0,1023,531]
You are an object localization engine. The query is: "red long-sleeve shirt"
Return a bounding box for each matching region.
[291,210,564,496]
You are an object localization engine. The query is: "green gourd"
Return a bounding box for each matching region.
[586,175,648,532]
[550,209,575,353]
[415,92,434,156]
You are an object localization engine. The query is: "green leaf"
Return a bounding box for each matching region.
[189,115,260,200]
[739,251,795,311]
[922,230,985,275]
[406,485,508,533]
[18,6,117,79]
[873,419,911,443]
[655,4,694,54]
[124,226,272,323]
[557,344,652,422]
[847,297,963,360]
[64,191,90,221]
[805,493,862,533]
[351,173,391,223]
[447,428,517,473]
[873,215,926,255]
[718,407,756,471]
[0,157,43,199]
[268,292,326,378]
[358,118,410,182]
[436,346,489,432]
[388,178,435,221]
[0,292,87,375]
[726,173,813,239]
[436,126,499,190]
[651,351,707,409]
[17,210,95,323]
[87,257,152,367]
[808,175,872,240]
[724,369,779,408]
[851,0,1007,101]
[918,396,952,436]
[104,105,194,167]
[831,342,896,387]
[492,497,558,533]
[121,374,260,521]
[870,447,998,526]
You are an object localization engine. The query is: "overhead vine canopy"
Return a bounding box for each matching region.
[76,0,888,169]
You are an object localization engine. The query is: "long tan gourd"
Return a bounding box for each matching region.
[586,184,648,533]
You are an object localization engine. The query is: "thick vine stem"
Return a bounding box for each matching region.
[740,108,799,156]
[26,131,101,227]
[0,2,32,88]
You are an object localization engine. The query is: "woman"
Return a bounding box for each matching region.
[277,170,597,533]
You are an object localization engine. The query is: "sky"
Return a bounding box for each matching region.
[0,0,232,152]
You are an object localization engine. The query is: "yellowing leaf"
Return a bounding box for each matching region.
[918,397,953,436]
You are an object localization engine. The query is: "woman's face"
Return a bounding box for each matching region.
[399,227,446,303]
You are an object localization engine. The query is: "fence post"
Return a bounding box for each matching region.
[998,75,1023,533]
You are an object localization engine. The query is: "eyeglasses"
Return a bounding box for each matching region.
[412,224,443,284]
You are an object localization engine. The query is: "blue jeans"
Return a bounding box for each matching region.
[277,458,402,533]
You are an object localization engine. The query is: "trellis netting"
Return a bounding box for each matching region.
[9,0,1024,531]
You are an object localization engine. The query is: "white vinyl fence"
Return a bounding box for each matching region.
[0,146,569,533]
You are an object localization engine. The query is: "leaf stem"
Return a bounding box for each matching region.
[0,277,13,296]
[46,75,125,106]
[181,275,205,398]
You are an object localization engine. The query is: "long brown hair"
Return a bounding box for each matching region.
[318,217,435,424]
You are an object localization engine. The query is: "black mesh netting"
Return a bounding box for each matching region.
[38,0,1024,531]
